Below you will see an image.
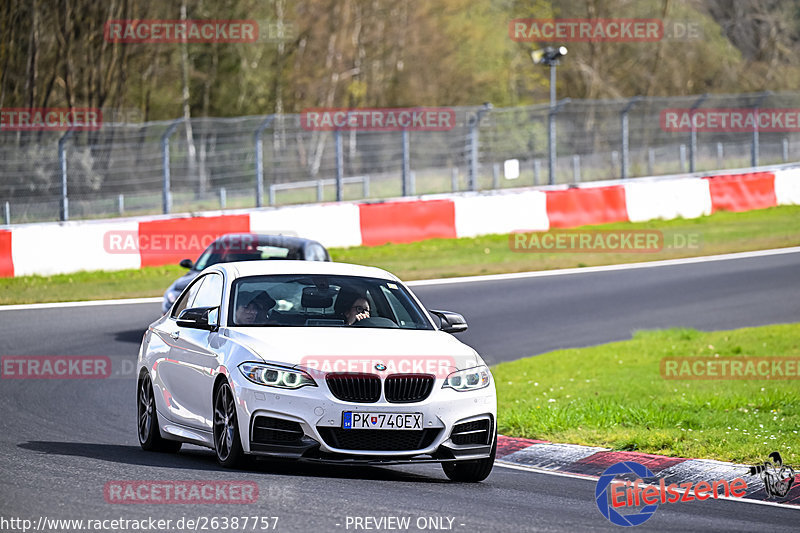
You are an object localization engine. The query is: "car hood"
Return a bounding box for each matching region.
[224,327,482,374]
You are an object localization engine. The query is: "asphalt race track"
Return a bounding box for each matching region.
[1,250,799,532]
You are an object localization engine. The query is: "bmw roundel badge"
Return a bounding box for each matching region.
[375,363,387,371]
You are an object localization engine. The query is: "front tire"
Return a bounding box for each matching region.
[213,382,245,468]
[137,373,182,453]
[442,432,496,482]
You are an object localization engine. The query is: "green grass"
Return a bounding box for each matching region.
[493,324,800,464]
[332,205,800,280]
[1,205,799,305]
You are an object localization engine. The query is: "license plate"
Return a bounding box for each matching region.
[342,412,422,430]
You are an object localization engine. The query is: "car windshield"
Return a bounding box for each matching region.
[229,274,434,330]
[195,243,297,271]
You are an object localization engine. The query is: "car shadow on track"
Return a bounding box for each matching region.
[17,441,449,483]
[114,328,149,344]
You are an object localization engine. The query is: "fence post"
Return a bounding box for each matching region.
[4,201,10,225]
[648,148,655,175]
[469,103,493,191]
[402,129,410,196]
[362,175,370,198]
[219,187,227,209]
[620,96,640,179]
[548,99,570,185]
[492,163,500,189]
[534,159,541,185]
[409,171,416,196]
[161,119,182,214]
[572,155,581,183]
[451,167,458,192]
[716,142,724,168]
[118,194,124,216]
[317,180,324,202]
[689,93,709,173]
[335,130,343,202]
[783,138,789,162]
[254,115,275,208]
[752,92,770,168]
[269,184,276,206]
[57,130,74,221]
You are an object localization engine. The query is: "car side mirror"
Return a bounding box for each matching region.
[177,306,219,331]
[179,258,194,269]
[429,309,468,334]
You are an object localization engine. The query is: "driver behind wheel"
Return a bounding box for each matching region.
[234,290,276,325]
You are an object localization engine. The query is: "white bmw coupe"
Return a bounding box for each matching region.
[137,261,497,481]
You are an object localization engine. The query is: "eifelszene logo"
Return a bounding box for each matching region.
[596,461,747,526]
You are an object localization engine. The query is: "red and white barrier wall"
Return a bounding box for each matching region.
[1,167,799,277]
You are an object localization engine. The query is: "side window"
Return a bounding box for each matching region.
[192,273,223,309]
[171,277,206,318]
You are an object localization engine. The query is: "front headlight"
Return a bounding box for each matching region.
[239,363,317,389]
[442,365,491,392]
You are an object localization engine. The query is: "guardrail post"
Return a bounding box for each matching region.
[4,201,10,225]
[469,103,493,191]
[647,148,655,175]
[253,115,275,208]
[335,130,343,202]
[679,144,687,172]
[219,187,227,209]
[783,138,789,162]
[409,171,416,196]
[620,96,641,179]
[689,93,708,173]
[534,159,541,185]
[269,184,276,206]
[118,194,124,216]
[58,130,75,221]
[362,175,370,198]
[572,155,581,183]
[161,119,182,214]
[317,180,324,202]
[451,167,458,192]
[716,142,724,168]
[402,129,410,196]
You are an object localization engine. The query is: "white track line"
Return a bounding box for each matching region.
[2,246,799,311]
[495,461,800,510]
[407,246,800,287]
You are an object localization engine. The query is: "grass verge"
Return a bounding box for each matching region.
[1,205,799,305]
[493,323,800,464]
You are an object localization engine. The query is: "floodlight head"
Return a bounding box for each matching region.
[532,46,568,66]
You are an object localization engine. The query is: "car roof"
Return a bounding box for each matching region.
[210,233,326,249]
[212,260,400,281]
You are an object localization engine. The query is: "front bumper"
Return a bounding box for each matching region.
[230,372,496,463]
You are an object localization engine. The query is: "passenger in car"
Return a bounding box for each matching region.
[235,290,276,324]
[335,289,371,325]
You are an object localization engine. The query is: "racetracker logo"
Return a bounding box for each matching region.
[509,18,663,42]
[300,108,456,132]
[661,108,800,132]
[104,481,258,504]
[103,231,256,254]
[0,108,102,131]
[104,20,258,43]
[660,357,800,380]
[1,356,111,379]
[300,355,459,379]
[596,461,747,526]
